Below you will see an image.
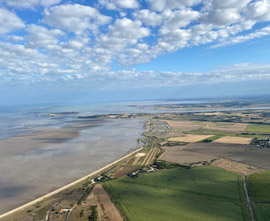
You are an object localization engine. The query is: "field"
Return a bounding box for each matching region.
[166,120,203,130]
[70,184,122,221]
[245,125,270,133]
[253,204,270,221]
[247,171,270,220]
[211,159,262,175]
[168,134,214,142]
[214,136,252,144]
[247,171,270,202]
[160,146,216,165]
[105,167,249,221]
[186,143,250,157]
[227,149,270,169]
[205,123,247,132]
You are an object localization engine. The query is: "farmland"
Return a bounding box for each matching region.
[247,171,270,202]
[160,146,216,165]
[247,171,270,220]
[205,123,247,132]
[245,125,270,133]
[168,134,214,142]
[105,166,249,221]
[211,159,262,175]
[69,184,122,221]
[227,149,270,169]
[213,136,252,144]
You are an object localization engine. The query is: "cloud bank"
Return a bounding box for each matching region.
[0,0,270,89]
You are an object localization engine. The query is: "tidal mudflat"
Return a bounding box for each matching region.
[0,118,145,214]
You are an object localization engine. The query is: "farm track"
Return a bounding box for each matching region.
[243,176,255,221]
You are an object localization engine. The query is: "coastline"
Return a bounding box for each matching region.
[0,145,144,220]
[0,118,145,218]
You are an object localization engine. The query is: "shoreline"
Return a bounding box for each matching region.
[0,145,144,219]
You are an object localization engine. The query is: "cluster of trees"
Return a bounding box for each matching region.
[88,206,98,221]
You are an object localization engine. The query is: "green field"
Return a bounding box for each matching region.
[247,171,270,220]
[105,167,249,221]
[245,125,270,133]
[247,171,270,202]
[253,204,270,221]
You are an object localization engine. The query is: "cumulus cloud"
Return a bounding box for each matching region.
[133,9,163,26]
[245,0,270,22]
[1,0,270,87]
[146,0,202,11]
[0,0,62,9]
[213,26,270,47]
[26,24,65,49]
[43,4,111,34]
[97,18,150,51]
[0,8,25,34]
[99,0,139,10]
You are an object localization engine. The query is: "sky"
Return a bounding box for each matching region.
[0,0,270,104]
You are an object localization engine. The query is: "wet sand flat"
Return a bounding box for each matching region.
[0,118,145,215]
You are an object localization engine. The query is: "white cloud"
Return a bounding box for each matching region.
[0,8,25,34]
[0,0,62,9]
[209,0,252,10]
[97,18,150,50]
[203,9,241,26]
[99,0,139,10]
[1,0,270,87]
[245,0,270,22]
[133,9,163,26]
[161,9,200,30]
[213,26,270,48]
[146,0,202,11]
[26,24,65,49]
[43,4,111,34]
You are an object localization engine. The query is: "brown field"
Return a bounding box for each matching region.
[166,120,203,130]
[211,158,263,175]
[214,136,252,144]
[204,123,247,132]
[167,130,185,137]
[160,146,216,165]
[112,166,140,178]
[168,134,214,143]
[70,184,122,221]
[227,148,270,170]
[186,143,251,157]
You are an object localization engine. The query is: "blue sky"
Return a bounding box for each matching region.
[0,0,270,104]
